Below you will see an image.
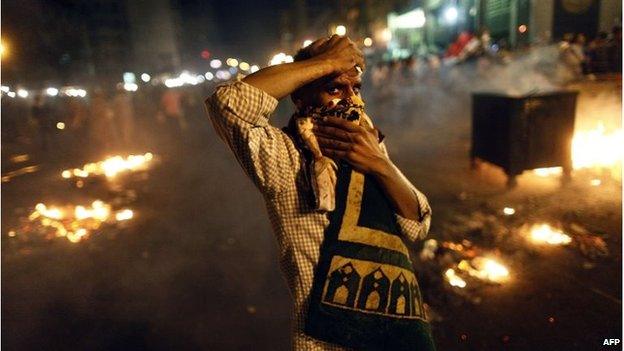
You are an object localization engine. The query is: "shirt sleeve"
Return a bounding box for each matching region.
[379,141,432,243]
[204,79,299,197]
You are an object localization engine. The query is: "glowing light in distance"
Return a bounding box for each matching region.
[335,25,346,36]
[363,37,373,47]
[46,87,59,96]
[379,28,392,42]
[141,73,151,82]
[302,39,313,47]
[205,72,214,80]
[269,53,293,66]
[226,58,239,67]
[123,83,138,92]
[239,61,250,71]
[503,207,515,215]
[210,59,222,68]
[17,89,29,98]
[56,122,66,130]
[215,70,231,80]
[518,25,527,33]
[250,65,260,73]
[62,87,87,97]
[389,9,426,29]
[443,6,458,24]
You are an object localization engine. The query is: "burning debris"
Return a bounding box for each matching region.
[10,200,134,243]
[420,205,610,300]
[456,257,510,284]
[526,223,572,245]
[61,153,155,180]
[436,239,511,289]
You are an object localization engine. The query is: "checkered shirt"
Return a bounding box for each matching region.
[205,80,432,350]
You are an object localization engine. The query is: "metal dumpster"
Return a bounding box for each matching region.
[471,91,578,187]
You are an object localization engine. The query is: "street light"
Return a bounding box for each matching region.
[0,38,7,59]
[46,87,59,96]
[335,25,346,36]
[210,59,222,69]
[443,6,458,24]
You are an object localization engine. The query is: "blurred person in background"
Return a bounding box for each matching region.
[588,31,610,73]
[571,33,589,74]
[559,33,584,79]
[205,35,434,351]
[113,86,136,147]
[90,89,119,152]
[31,94,54,152]
[160,87,187,144]
[609,25,622,73]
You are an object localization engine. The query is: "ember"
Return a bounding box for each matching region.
[61,153,155,179]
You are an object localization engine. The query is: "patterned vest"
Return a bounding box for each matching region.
[305,161,436,350]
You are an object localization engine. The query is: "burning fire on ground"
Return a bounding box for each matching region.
[61,153,155,179]
[10,200,134,243]
[526,223,572,245]
[444,256,510,289]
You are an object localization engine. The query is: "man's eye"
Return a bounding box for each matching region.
[327,87,340,95]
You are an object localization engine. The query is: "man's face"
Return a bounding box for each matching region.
[294,68,362,109]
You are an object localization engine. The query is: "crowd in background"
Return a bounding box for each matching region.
[559,25,622,76]
[1,83,213,161]
[2,26,622,163]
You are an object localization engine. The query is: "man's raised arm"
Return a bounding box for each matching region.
[242,35,365,100]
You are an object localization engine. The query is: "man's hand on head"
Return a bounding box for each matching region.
[309,35,366,76]
[312,116,390,176]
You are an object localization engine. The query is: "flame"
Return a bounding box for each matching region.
[18,200,134,243]
[534,167,563,177]
[528,223,572,245]
[444,269,467,288]
[572,123,623,170]
[457,257,510,283]
[115,209,134,221]
[534,124,623,178]
[62,153,154,179]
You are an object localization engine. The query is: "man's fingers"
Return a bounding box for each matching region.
[323,34,341,49]
[313,124,352,141]
[308,37,328,53]
[319,116,362,132]
[317,135,351,150]
[321,147,348,160]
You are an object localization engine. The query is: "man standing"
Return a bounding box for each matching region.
[205,35,434,350]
